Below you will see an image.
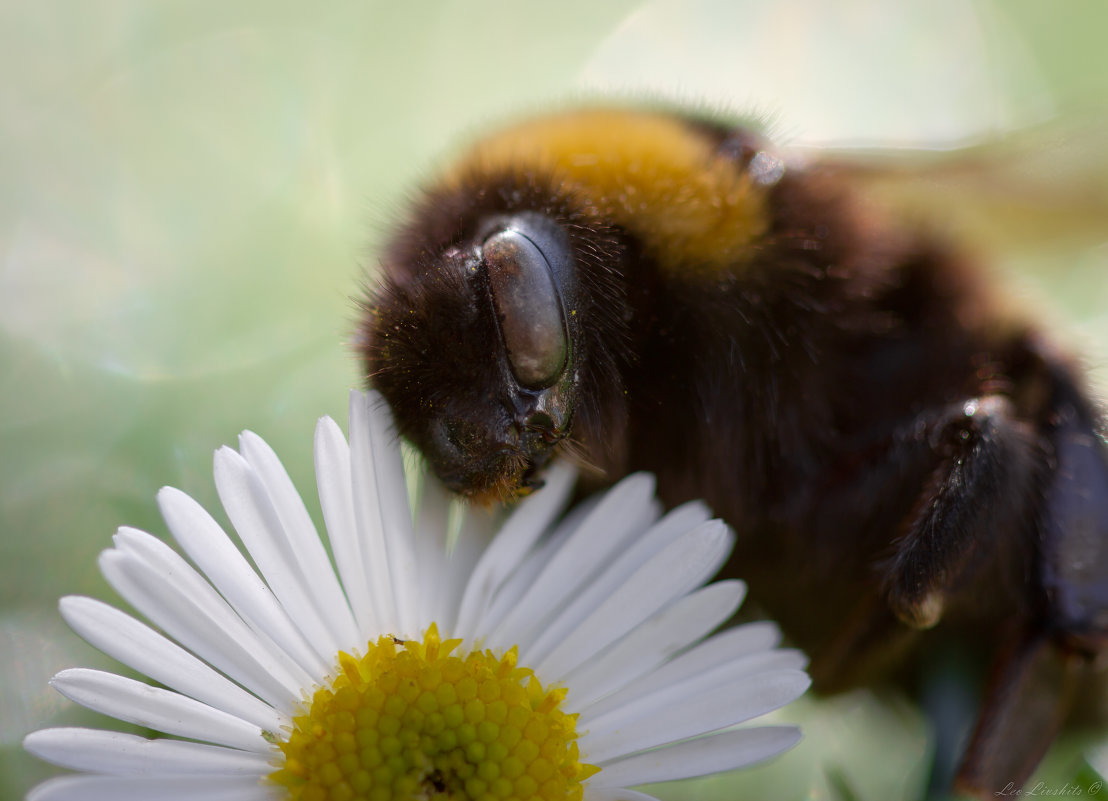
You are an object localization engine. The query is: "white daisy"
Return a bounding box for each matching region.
[24,389,809,801]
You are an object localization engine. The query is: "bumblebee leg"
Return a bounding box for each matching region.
[806,395,1040,687]
[954,629,1081,798]
[949,354,1108,796]
[882,395,1041,629]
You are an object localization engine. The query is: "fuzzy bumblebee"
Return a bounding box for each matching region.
[360,105,1108,798]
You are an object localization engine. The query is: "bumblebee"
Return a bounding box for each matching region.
[360,106,1108,797]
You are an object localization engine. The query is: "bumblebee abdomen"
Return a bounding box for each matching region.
[449,107,773,277]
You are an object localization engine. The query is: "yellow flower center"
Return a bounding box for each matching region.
[269,623,598,800]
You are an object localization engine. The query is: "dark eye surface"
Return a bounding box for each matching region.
[482,228,568,389]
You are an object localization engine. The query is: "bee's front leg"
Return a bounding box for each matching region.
[806,395,1038,677]
[880,395,1042,629]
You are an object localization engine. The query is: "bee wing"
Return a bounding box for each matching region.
[808,120,1108,261]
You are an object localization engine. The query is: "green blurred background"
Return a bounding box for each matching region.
[2,1,1107,799]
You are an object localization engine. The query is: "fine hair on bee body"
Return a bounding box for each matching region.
[359,103,1108,797]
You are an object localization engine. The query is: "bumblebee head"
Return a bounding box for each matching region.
[363,209,585,503]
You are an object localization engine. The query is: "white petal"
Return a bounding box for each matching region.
[522,505,722,662]
[59,597,284,732]
[238,430,361,652]
[483,473,659,652]
[583,649,808,734]
[27,774,275,801]
[582,669,810,764]
[584,788,660,801]
[480,490,589,633]
[434,500,497,634]
[23,728,273,775]
[51,669,270,753]
[213,446,341,663]
[580,621,792,721]
[98,544,307,714]
[157,487,328,680]
[108,529,316,694]
[589,726,802,787]
[314,415,378,638]
[408,474,453,628]
[453,461,575,640]
[563,580,746,710]
[347,390,400,634]
[363,391,420,636]
[532,521,735,680]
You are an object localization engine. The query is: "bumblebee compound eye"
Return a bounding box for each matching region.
[482,226,569,389]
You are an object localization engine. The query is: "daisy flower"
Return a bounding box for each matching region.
[24,390,810,801]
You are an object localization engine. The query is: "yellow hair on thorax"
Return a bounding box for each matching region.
[453,108,770,277]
